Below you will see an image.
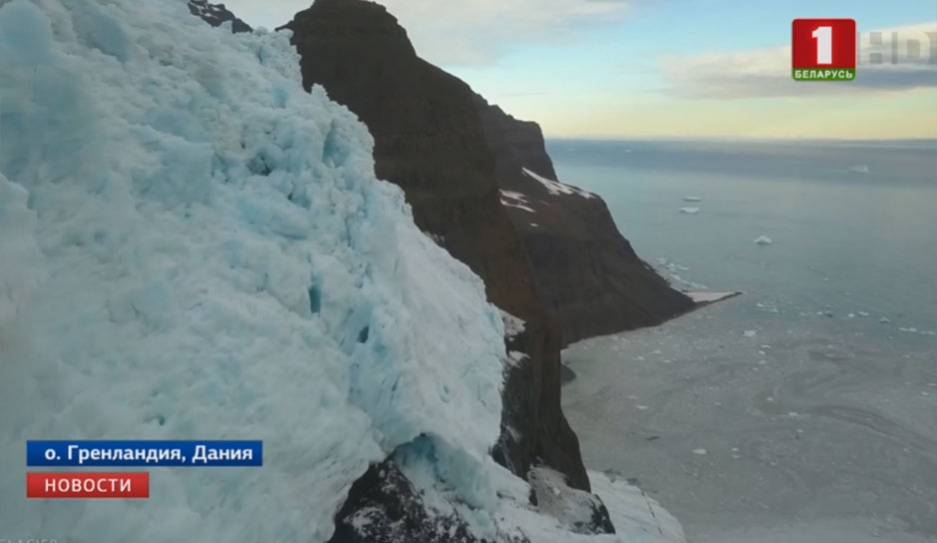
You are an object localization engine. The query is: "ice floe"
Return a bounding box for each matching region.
[754,236,773,246]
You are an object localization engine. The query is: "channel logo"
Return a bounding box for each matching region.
[792,19,857,81]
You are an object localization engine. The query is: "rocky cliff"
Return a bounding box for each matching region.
[477,101,694,344]
[186,0,691,346]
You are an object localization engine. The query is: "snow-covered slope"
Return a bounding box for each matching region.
[0,1,687,541]
[0,0,504,540]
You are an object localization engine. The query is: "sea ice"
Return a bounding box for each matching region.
[680,207,701,215]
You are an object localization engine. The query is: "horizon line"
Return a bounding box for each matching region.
[544,136,937,145]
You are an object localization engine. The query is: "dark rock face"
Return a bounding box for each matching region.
[477,101,694,345]
[187,0,251,33]
[493,315,588,491]
[328,459,523,543]
[281,0,591,493]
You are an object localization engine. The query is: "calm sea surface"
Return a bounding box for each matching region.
[553,140,937,543]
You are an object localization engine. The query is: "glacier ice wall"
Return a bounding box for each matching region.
[0,0,505,540]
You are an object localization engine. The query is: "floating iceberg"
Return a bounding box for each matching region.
[679,207,701,215]
[754,235,774,246]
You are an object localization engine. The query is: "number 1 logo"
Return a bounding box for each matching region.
[792,19,857,81]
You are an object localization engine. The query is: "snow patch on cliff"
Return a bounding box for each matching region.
[500,189,536,213]
[523,167,595,199]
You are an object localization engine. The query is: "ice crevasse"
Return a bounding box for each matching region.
[0,0,505,540]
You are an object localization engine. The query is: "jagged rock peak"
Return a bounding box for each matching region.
[187,0,251,33]
[280,0,416,57]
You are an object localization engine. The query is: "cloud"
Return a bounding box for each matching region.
[378,0,631,65]
[662,23,937,99]
[223,0,631,66]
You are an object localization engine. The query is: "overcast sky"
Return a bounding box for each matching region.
[224,0,937,140]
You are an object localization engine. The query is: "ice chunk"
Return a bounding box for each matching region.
[679,207,701,215]
[754,235,774,246]
[500,310,526,339]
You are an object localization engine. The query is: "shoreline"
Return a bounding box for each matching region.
[561,291,742,386]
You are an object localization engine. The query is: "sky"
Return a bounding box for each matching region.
[226,0,937,140]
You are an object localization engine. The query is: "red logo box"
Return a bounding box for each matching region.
[792,19,857,81]
[27,472,149,499]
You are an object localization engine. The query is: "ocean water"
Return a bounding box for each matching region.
[551,140,937,543]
